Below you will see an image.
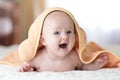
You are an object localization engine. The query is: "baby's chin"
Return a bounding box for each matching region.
[55,52,69,57]
[57,49,72,57]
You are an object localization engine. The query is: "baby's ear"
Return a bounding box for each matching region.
[40,35,46,46]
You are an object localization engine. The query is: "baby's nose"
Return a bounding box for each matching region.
[61,34,67,41]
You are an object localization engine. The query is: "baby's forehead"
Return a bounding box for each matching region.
[49,11,68,16]
[42,10,75,33]
[45,11,72,20]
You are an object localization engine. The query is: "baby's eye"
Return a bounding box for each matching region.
[54,31,60,35]
[67,30,72,34]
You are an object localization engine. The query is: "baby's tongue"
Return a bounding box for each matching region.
[59,43,67,49]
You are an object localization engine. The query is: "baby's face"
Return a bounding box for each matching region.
[41,11,75,57]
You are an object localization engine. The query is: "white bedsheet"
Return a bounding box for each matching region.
[0,44,120,80]
[0,64,120,80]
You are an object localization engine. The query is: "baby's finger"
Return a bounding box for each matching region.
[29,68,34,71]
[19,68,24,72]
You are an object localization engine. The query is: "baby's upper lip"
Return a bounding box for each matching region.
[59,43,67,49]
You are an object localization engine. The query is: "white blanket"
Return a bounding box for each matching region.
[0,64,120,80]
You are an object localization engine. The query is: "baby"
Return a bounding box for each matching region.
[19,10,108,72]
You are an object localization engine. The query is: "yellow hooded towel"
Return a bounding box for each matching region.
[0,7,120,68]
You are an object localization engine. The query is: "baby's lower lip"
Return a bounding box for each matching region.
[59,43,67,49]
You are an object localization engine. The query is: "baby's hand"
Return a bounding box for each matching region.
[93,53,108,69]
[82,53,108,70]
[19,63,34,72]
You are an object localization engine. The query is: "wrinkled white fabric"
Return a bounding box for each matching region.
[0,64,120,80]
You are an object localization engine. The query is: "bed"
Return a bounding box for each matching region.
[0,44,120,80]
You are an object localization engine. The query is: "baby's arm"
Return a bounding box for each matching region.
[19,51,42,72]
[81,53,108,70]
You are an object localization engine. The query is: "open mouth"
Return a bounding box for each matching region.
[59,43,67,49]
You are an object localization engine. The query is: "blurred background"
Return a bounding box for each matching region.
[0,0,120,46]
